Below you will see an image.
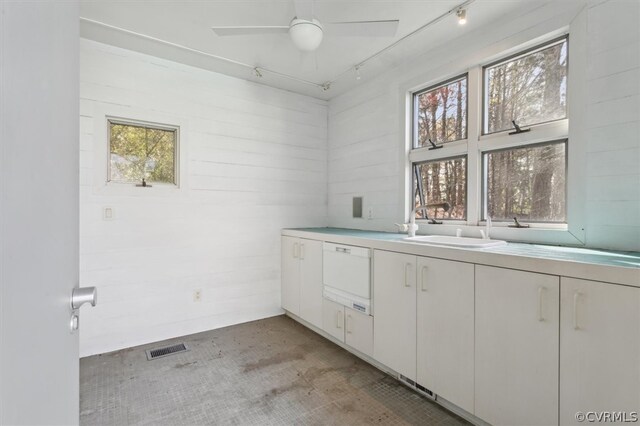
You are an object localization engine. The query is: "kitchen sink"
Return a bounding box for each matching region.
[403,235,507,248]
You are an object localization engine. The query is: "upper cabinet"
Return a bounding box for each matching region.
[373,250,417,381]
[475,265,560,426]
[416,257,474,414]
[560,278,640,426]
[281,237,323,328]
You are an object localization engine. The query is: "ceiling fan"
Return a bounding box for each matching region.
[211,1,399,52]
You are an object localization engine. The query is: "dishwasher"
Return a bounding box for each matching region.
[322,242,371,315]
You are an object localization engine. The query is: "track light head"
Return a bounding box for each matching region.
[456,8,467,25]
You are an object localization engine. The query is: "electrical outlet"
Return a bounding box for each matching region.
[103,207,114,220]
[367,207,373,220]
[193,289,202,302]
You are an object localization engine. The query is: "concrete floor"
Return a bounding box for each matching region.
[80,315,469,425]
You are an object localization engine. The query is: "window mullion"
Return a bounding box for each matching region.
[466,66,482,225]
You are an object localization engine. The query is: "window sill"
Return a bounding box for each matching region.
[414,221,583,246]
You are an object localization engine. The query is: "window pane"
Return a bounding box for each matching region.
[414,157,467,220]
[484,38,567,134]
[109,122,176,184]
[484,142,566,222]
[414,76,467,147]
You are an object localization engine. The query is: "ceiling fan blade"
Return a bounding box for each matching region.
[325,20,399,37]
[293,0,315,19]
[211,26,289,36]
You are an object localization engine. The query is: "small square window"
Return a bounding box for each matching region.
[414,75,467,147]
[483,141,566,223]
[483,37,568,134]
[108,119,178,185]
[414,156,467,220]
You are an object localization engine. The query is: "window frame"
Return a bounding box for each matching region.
[413,155,469,222]
[480,139,568,223]
[407,33,571,231]
[412,73,469,148]
[481,35,569,136]
[106,117,180,186]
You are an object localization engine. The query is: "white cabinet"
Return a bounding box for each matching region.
[281,237,323,328]
[373,250,416,381]
[322,298,373,356]
[560,278,640,426]
[416,257,474,414]
[281,236,300,315]
[475,265,560,426]
[322,298,345,342]
[345,306,374,357]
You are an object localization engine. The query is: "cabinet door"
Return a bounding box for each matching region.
[373,250,417,381]
[281,236,300,315]
[560,278,640,425]
[299,239,323,329]
[322,298,345,343]
[475,265,560,426]
[417,257,474,414]
[345,307,373,357]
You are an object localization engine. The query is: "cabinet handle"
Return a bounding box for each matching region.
[293,242,299,259]
[336,311,342,329]
[346,314,352,334]
[573,292,581,330]
[300,243,305,260]
[421,266,428,292]
[404,263,412,287]
[537,286,546,321]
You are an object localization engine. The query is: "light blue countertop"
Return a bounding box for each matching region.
[289,227,640,270]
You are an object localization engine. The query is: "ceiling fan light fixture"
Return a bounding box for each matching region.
[289,18,323,51]
[456,8,467,25]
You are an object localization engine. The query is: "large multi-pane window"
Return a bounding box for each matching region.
[410,36,568,226]
[414,75,467,147]
[108,119,178,185]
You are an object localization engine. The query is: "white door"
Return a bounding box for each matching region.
[373,250,416,381]
[475,265,560,426]
[417,257,474,414]
[0,2,80,424]
[299,238,323,328]
[560,278,640,425]
[281,236,300,315]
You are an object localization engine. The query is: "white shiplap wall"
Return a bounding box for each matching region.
[583,0,640,250]
[327,0,640,251]
[79,39,327,356]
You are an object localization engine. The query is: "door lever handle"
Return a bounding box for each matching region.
[71,287,98,310]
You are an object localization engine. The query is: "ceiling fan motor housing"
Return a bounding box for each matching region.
[289,18,324,51]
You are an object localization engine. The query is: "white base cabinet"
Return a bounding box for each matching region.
[282,232,639,426]
[373,250,417,381]
[323,298,373,357]
[560,278,640,426]
[475,265,560,426]
[345,306,374,357]
[417,257,474,414]
[281,237,323,328]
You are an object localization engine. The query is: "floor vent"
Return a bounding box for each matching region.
[145,343,189,360]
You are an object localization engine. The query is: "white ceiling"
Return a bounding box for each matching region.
[79,0,541,99]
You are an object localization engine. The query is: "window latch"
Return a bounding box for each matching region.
[135,178,153,188]
[508,216,530,228]
[427,138,443,150]
[508,120,531,135]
